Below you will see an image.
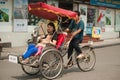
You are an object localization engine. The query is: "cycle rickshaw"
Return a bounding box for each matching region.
[9,2,96,80]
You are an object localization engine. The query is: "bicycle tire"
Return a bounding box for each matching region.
[21,64,40,75]
[76,45,96,72]
[39,49,63,79]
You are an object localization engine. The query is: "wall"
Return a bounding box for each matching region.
[77,4,119,40]
[0,0,27,47]
[99,8,119,39]
[0,0,42,47]
[0,23,47,47]
[0,25,35,47]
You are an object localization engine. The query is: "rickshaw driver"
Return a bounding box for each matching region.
[65,11,85,67]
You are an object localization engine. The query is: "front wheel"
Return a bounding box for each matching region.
[77,45,96,72]
[21,64,40,75]
[21,56,40,75]
[39,49,63,80]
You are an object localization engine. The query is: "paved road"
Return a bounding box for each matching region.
[0,45,120,80]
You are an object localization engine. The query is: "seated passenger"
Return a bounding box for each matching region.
[19,22,57,64]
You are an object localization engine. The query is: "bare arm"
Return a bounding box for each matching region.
[71,29,81,38]
[50,40,57,46]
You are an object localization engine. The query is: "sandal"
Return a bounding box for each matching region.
[21,58,29,64]
[64,61,73,69]
[18,56,29,64]
[77,53,85,59]
[18,56,23,64]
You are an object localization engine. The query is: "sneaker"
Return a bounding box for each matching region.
[77,53,85,59]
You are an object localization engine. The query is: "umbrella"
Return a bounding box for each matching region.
[28,2,77,21]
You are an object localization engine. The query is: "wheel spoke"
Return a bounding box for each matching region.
[21,65,40,75]
[77,46,96,72]
[39,49,63,79]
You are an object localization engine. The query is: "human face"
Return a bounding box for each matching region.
[47,25,54,34]
[75,14,80,21]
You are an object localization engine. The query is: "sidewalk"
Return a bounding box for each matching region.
[91,38,120,48]
[0,38,120,60]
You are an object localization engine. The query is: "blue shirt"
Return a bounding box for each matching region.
[69,19,84,41]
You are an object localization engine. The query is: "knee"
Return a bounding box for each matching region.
[28,43,36,48]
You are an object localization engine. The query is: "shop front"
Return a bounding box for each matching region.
[72,0,120,40]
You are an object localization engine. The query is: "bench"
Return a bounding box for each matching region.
[0,38,11,60]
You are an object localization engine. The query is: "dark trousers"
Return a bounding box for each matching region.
[68,38,82,59]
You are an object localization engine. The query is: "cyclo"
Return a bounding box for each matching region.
[10,2,96,80]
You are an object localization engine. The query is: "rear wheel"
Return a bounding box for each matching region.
[77,45,96,72]
[39,49,63,80]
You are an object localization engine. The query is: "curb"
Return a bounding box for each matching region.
[93,42,120,49]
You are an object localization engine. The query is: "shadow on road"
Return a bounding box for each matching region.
[62,67,81,74]
[12,73,48,80]
[11,66,95,80]
[11,67,82,80]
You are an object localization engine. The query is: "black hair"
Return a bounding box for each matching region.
[74,11,80,16]
[47,22,56,33]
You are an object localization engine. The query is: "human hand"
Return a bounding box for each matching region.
[71,32,76,37]
[65,28,70,33]
[37,36,42,43]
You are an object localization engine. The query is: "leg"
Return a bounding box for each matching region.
[22,47,38,59]
[19,43,36,60]
[35,46,43,56]
[66,39,74,67]
[70,38,84,59]
[68,40,74,60]
[26,43,36,51]
[72,38,82,56]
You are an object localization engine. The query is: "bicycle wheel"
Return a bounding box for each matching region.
[59,47,68,57]
[39,49,63,80]
[21,64,40,75]
[77,45,96,72]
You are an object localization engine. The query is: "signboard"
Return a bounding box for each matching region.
[86,23,93,35]
[90,0,120,8]
[13,0,28,32]
[92,27,101,38]
[14,19,27,32]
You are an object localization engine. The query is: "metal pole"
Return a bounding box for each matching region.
[119,31,120,38]
[0,39,2,60]
[0,47,2,60]
[0,52,1,60]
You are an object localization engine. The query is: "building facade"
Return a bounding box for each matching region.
[0,0,120,47]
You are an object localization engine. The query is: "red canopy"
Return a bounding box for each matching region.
[28,2,77,21]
